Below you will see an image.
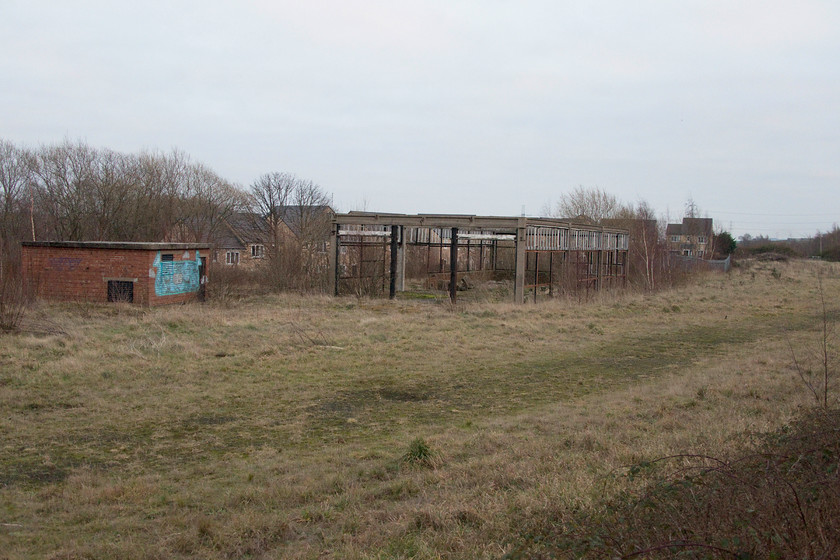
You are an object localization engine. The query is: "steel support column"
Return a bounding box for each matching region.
[389,225,398,299]
[329,223,339,296]
[513,219,526,304]
[397,225,406,292]
[449,227,458,303]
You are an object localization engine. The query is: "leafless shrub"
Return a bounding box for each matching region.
[337,240,388,297]
[509,407,840,559]
[205,263,251,304]
[0,267,29,332]
[249,172,332,292]
[545,186,622,223]
[790,277,837,409]
[258,242,330,293]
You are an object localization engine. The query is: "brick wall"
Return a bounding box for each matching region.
[147,249,207,306]
[21,246,208,306]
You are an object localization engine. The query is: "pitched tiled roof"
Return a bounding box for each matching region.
[214,207,333,249]
[277,205,333,237]
[213,213,267,249]
[666,217,713,236]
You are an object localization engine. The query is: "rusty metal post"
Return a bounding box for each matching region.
[358,237,364,290]
[426,233,431,275]
[596,249,602,291]
[397,225,406,292]
[329,223,340,296]
[548,251,554,298]
[492,240,497,272]
[449,227,458,303]
[513,219,526,304]
[389,225,398,299]
[381,234,387,293]
[622,249,628,288]
[466,238,471,272]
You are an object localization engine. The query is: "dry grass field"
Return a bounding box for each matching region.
[1,259,838,559]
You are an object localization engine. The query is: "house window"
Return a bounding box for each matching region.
[161,253,174,262]
[251,244,265,259]
[697,236,706,244]
[670,235,680,243]
[225,251,240,265]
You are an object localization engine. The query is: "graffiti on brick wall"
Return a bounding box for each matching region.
[48,257,82,271]
[152,251,200,296]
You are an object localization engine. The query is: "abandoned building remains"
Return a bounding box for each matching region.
[21,242,211,306]
[330,212,630,304]
[19,213,630,306]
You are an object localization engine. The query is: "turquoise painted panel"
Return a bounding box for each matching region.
[153,251,200,296]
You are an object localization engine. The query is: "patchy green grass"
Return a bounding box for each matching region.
[1,259,839,558]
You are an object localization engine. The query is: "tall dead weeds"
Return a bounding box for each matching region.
[509,407,840,559]
[0,267,30,332]
[789,277,837,409]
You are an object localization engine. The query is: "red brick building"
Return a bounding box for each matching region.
[21,242,211,306]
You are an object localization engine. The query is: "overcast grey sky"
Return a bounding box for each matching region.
[2,0,838,238]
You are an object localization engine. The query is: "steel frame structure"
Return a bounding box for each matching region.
[329,212,629,304]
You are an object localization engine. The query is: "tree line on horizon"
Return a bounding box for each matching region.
[542,187,740,290]
[738,230,840,260]
[7,137,834,297]
[0,138,332,283]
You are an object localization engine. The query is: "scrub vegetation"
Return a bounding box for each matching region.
[1,259,838,559]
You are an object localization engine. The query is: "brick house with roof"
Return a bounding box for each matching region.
[213,206,333,267]
[666,217,714,259]
[213,212,268,267]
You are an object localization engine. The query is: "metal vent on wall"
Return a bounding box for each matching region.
[107,280,134,303]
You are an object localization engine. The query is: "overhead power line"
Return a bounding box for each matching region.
[707,210,839,218]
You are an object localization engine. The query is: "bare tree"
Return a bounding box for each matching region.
[547,186,624,223]
[124,149,187,241]
[287,177,332,246]
[684,196,700,218]
[629,201,666,290]
[5,139,346,297]
[89,148,137,240]
[26,139,247,244]
[601,199,667,291]
[288,177,333,290]
[249,172,297,259]
[249,172,333,290]
[31,141,164,241]
[174,162,246,243]
[30,139,101,240]
[0,140,33,278]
